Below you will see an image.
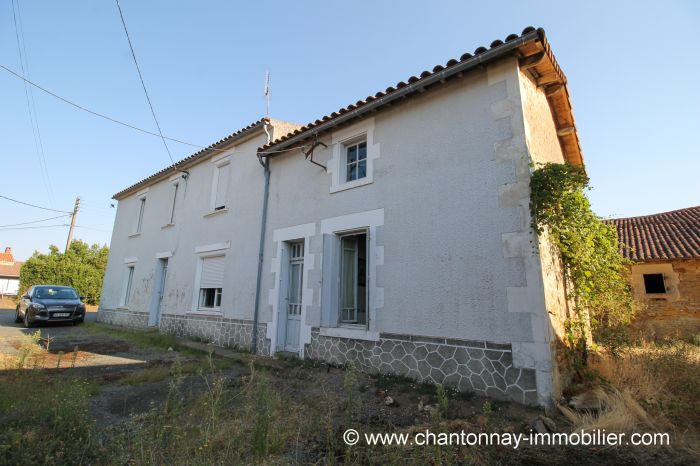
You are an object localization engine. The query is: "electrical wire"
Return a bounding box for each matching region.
[0,214,71,228]
[0,63,309,158]
[114,0,174,165]
[0,194,72,214]
[0,224,68,231]
[10,0,55,206]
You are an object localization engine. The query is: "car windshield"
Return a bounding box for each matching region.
[34,287,78,300]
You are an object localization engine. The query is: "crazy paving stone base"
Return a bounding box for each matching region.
[306,329,538,405]
[159,314,270,356]
[97,309,149,328]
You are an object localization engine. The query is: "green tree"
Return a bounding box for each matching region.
[19,240,109,305]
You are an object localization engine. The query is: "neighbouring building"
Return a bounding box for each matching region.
[0,247,23,297]
[608,206,700,339]
[99,27,584,406]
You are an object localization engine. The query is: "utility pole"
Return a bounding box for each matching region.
[65,196,80,253]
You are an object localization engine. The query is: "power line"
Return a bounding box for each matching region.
[0,224,68,231]
[0,65,312,158]
[10,0,55,206]
[0,194,72,214]
[114,0,174,165]
[0,214,71,228]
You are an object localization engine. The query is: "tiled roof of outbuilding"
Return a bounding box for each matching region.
[0,261,22,278]
[607,206,700,262]
[259,26,583,167]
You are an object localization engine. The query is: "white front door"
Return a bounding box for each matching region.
[149,258,168,326]
[283,242,303,352]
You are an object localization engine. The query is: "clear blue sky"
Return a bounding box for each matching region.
[1,1,698,261]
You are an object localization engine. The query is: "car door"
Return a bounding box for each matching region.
[19,286,33,316]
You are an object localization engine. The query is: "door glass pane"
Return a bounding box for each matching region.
[289,263,301,304]
[341,237,357,321]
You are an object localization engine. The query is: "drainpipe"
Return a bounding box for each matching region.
[251,121,272,354]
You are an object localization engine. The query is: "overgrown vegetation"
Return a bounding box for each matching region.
[19,240,109,304]
[529,163,634,345]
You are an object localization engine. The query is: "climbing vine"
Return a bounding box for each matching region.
[529,163,634,346]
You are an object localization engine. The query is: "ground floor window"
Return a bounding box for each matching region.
[339,232,367,325]
[198,255,225,310]
[199,287,222,309]
[643,273,666,294]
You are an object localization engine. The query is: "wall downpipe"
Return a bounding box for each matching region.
[252,121,272,354]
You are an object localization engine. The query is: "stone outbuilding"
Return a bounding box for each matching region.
[608,206,700,339]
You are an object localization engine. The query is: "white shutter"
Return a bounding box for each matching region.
[320,234,340,327]
[200,256,225,289]
[214,164,229,209]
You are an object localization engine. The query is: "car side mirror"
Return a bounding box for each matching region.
[22,295,30,299]
[80,296,86,301]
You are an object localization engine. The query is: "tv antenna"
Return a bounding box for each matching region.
[263,71,270,118]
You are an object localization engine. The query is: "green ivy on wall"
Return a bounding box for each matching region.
[529,163,634,346]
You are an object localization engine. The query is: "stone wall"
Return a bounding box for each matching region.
[159,313,270,355]
[631,259,700,339]
[97,308,149,328]
[306,329,538,405]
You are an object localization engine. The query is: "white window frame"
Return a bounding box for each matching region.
[207,155,231,215]
[320,209,384,342]
[328,118,379,193]
[190,242,230,314]
[131,189,148,236]
[120,260,137,307]
[338,229,369,327]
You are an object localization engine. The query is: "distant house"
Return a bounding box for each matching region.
[608,206,700,339]
[0,247,23,297]
[100,27,585,407]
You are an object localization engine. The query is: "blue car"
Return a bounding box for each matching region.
[15,285,87,327]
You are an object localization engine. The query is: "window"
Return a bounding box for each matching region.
[345,141,367,182]
[135,197,146,233]
[643,273,666,294]
[123,266,135,306]
[198,255,225,310]
[339,232,367,325]
[212,162,230,211]
[168,182,179,224]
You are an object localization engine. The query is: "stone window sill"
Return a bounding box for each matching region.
[188,310,223,317]
[330,177,373,194]
[203,208,228,218]
[319,326,379,342]
[161,223,175,229]
[128,232,141,239]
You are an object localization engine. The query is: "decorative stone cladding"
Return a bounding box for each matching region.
[306,329,538,405]
[159,313,270,356]
[97,308,148,328]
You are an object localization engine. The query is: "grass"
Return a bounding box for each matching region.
[587,339,700,431]
[82,322,204,355]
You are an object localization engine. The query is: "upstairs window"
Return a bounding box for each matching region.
[643,273,666,294]
[212,161,230,211]
[345,141,367,182]
[135,197,146,233]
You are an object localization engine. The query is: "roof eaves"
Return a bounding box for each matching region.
[257,26,583,168]
[113,118,269,200]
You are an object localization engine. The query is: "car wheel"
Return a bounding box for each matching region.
[15,308,22,324]
[23,311,33,328]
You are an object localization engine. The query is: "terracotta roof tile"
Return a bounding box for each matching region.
[0,261,22,278]
[259,26,583,167]
[607,206,700,261]
[113,118,269,199]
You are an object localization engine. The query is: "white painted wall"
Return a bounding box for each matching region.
[0,278,19,296]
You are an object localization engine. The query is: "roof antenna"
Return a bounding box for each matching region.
[263,71,270,118]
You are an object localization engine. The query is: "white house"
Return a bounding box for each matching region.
[99,27,583,406]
